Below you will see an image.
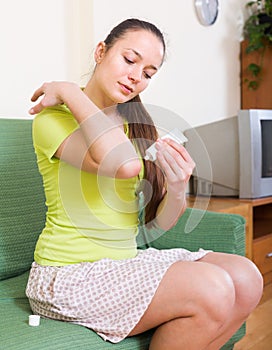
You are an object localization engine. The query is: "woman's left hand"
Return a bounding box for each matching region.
[156,138,195,194]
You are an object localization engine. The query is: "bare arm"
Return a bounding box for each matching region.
[29,82,141,178]
[152,138,195,230]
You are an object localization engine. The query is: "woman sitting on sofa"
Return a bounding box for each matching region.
[26,18,263,350]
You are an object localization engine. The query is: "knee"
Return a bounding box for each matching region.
[196,266,236,328]
[232,257,263,313]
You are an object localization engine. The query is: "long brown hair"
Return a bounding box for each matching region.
[104,18,166,224]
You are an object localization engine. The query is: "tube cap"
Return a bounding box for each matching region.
[29,315,40,327]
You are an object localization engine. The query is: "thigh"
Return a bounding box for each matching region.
[129,256,234,336]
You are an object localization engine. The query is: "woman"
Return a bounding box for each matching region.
[26,18,263,349]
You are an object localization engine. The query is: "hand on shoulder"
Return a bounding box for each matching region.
[29,81,80,115]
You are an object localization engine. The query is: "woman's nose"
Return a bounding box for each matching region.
[128,67,141,83]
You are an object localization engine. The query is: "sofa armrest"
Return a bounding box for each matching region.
[139,208,246,257]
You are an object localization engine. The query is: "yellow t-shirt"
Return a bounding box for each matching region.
[33,105,142,266]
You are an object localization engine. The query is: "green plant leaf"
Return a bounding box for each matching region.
[247,63,261,76]
[243,0,272,90]
[248,80,259,90]
[246,1,257,7]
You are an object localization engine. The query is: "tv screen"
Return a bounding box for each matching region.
[184,110,272,199]
[239,109,272,198]
[261,120,272,178]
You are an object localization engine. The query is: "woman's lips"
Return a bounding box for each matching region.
[119,82,133,95]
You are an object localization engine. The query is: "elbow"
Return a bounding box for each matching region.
[116,159,142,179]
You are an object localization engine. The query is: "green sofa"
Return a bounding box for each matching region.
[0,118,245,350]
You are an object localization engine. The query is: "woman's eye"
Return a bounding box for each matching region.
[144,72,152,80]
[124,57,134,64]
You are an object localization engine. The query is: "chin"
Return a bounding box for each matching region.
[113,96,133,105]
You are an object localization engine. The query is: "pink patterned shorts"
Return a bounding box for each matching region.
[26,247,210,343]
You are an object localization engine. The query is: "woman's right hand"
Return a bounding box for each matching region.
[29,81,77,115]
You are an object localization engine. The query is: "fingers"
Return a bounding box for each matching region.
[29,97,51,115]
[162,138,195,166]
[28,84,46,114]
[156,139,195,184]
[30,86,45,102]
[29,102,44,115]
[28,82,62,115]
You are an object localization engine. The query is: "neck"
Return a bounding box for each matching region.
[83,77,115,111]
[83,79,123,126]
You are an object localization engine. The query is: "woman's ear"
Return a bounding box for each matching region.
[94,41,106,64]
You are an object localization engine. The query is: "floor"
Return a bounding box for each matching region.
[234,283,272,350]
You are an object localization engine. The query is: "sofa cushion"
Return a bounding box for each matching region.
[0,272,153,350]
[0,272,240,350]
[0,298,154,350]
[0,119,46,280]
[0,271,29,299]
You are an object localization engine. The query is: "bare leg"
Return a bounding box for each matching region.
[130,257,236,349]
[201,253,263,350]
[129,252,263,350]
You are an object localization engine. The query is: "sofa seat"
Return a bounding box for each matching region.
[0,272,153,350]
[0,118,245,349]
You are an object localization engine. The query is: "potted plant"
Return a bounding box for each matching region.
[243,0,272,90]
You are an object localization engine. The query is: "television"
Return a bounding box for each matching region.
[184,109,272,199]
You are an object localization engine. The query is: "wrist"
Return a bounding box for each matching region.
[59,83,100,122]
[166,186,186,201]
[59,82,81,105]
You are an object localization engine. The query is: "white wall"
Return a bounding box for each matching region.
[0,0,92,118]
[92,0,248,127]
[0,0,249,126]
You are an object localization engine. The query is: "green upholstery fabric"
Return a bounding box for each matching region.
[0,294,153,350]
[0,118,245,349]
[148,208,245,256]
[0,272,240,350]
[0,119,46,280]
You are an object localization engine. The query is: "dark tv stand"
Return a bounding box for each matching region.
[187,195,272,285]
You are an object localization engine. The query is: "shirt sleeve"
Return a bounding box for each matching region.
[32,105,79,162]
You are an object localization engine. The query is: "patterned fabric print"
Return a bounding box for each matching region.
[26,247,210,343]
